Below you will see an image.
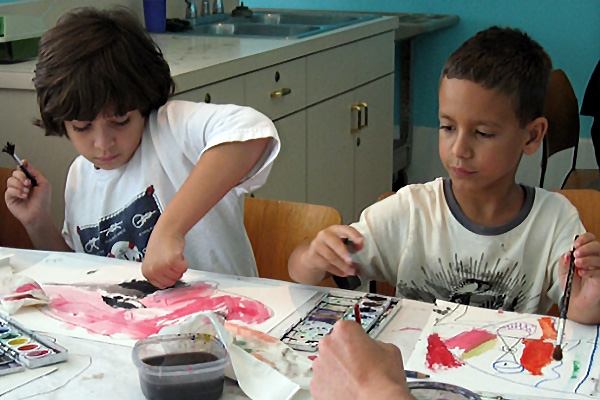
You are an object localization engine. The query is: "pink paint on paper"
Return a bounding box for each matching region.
[16,283,41,292]
[444,328,497,352]
[42,280,273,339]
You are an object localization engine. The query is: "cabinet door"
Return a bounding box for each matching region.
[307,91,356,223]
[354,74,394,220]
[253,111,307,203]
[172,76,244,105]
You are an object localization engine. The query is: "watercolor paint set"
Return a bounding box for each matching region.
[0,314,68,375]
[280,293,401,352]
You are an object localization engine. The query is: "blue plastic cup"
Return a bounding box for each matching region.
[143,0,166,33]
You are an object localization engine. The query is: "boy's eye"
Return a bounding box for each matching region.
[439,125,454,132]
[72,124,91,133]
[476,130,494,138]
[113,117,131,127]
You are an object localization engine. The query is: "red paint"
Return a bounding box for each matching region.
[18,344,39,351]
[43,280,273,339]
[538,317,557,340]
[308,355,317,361]
[426,333,464,370]
[26,349,50,358]
[520,339,553,375]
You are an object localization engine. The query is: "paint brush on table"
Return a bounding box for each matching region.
[2,142,37,187]
[553,236,578,361]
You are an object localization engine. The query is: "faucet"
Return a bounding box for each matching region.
[199,0,211,16]
[212,0,224,14]
[185,0,198,21]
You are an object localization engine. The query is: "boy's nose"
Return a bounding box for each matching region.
[94,130,116,150]
[452,133,473,159]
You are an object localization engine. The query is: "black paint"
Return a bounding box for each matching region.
[141,352,224,400]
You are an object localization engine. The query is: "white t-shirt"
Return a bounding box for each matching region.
[353,178,584,314]
[62,101,280,277]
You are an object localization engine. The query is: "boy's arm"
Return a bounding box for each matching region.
[562,233,600,324]
[4,161,71,252]
[142,138,271,288]
[288,225,363,285]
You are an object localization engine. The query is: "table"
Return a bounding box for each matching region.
[0,247,432,400]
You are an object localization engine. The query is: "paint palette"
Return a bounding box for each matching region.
[0,314,67,375]
[280,293,400,352]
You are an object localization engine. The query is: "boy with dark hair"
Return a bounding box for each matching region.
[290,26,600,325]
[5,8,280,289]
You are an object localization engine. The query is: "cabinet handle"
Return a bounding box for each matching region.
[358,102,368,128]
[351,105,362,133]
[270,88,292,98]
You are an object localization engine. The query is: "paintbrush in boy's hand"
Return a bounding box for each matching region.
[2,142,37,187]
[553,236,579,361]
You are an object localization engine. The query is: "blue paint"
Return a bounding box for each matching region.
[575,323,599,393]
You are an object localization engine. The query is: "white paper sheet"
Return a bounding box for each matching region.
[9,253,318,347]
[405,300,600,399]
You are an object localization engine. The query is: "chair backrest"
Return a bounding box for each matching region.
[243,196,342,285]
[556,189,600,238]
[0,167,34,249]
[540,69,580,187]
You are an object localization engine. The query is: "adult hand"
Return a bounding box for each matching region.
[142,228,188,289]
[311,320,415,400]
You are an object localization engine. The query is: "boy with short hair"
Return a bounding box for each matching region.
[5,8,280,289]
[290,26,600,325]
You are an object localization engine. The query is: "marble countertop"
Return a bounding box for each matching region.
[0,15,398,93]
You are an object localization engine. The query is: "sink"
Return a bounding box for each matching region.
[192,23,321,38]
[171,12,380,39]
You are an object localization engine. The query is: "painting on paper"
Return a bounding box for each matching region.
[405,300,600,399]
[8,253,319,347]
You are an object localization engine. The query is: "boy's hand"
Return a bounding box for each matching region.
[303,225,364,278]
[559,232,600,324]
[311,320,414,400]
[4,161,52,226]
[142,230,188,289]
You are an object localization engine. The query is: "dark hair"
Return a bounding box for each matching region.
[442,26,552,127]
[33,7,175,136]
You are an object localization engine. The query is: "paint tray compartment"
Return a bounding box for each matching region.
[0,314,68,369]
[280,293,400,352]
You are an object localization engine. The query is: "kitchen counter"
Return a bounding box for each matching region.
[0,15,399,92]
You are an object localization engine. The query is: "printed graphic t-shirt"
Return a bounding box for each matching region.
[353,178,584,314]
[62,101,280,277]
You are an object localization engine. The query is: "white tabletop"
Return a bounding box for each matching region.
[0,247,431,400]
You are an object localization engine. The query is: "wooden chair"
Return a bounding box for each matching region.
[0,167,34,249]
[243,196,342,287]
[541,69,599,189]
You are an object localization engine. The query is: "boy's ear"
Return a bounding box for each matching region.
[523,116,547,155]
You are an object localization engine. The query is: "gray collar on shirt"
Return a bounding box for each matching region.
[443,178,535,236]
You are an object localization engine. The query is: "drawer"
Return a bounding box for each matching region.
[172,76,245,105]
[244,58,306,121]
[306,31,395,105]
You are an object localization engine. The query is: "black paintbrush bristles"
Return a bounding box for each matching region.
[552,345,563,361]
[2,142,15,156]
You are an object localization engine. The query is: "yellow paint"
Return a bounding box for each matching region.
[7,338,28,346]
[463,338,498,359]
